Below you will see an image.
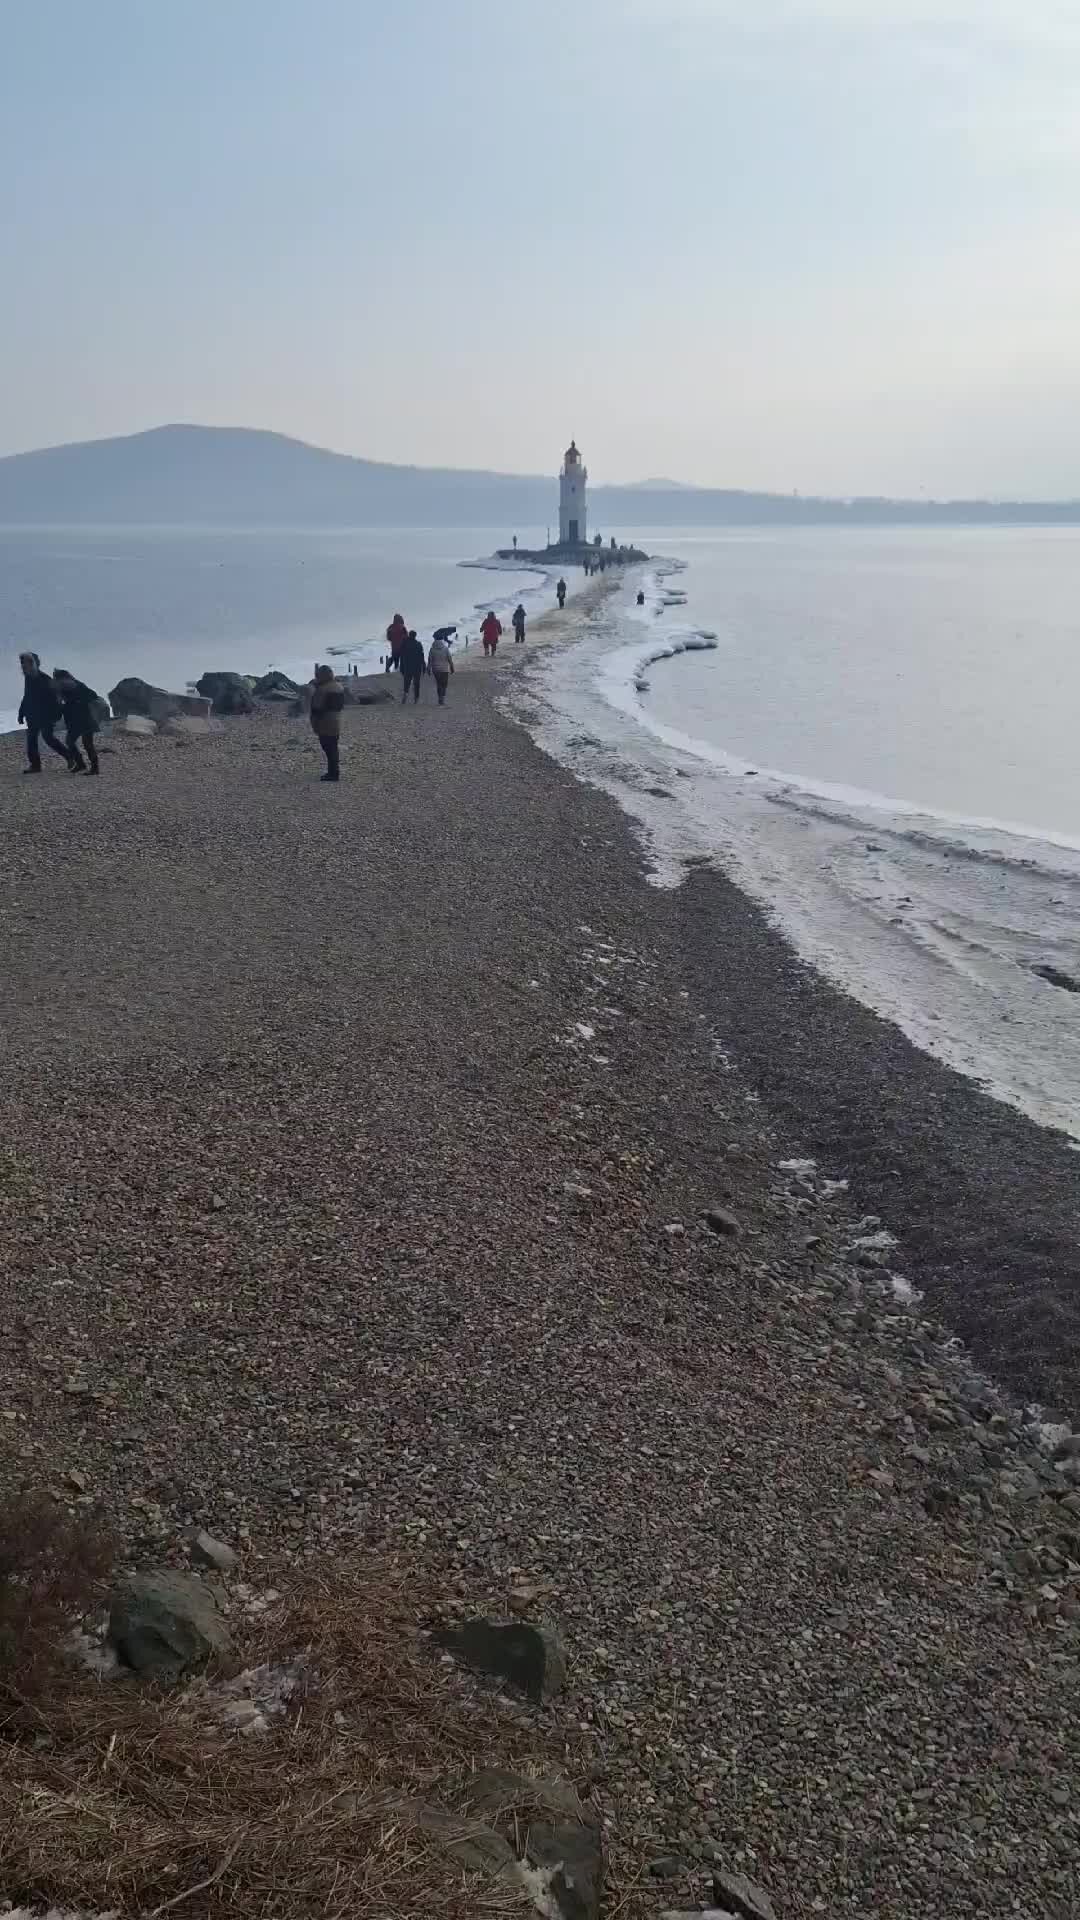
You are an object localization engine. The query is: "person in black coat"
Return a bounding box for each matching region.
[400,629,426,704]
[18,652,72,773]
[53,668,101,774]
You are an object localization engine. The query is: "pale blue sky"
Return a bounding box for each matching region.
[3,0,1079,494]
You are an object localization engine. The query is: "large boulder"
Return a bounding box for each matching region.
[253,670,301,700]
[340,674,397,707]
[109,678,210,726]
[195,671,256,716]
[107,1569,233,1683]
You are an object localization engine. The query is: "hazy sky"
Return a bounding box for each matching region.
[3,0,1079,495]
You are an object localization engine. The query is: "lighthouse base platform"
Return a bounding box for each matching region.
[496,541,650,566]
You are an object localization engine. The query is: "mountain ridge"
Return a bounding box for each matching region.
[2,423,1079,528]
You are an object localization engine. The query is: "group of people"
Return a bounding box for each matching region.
[14,589,552,792]
[383,614,458,699]
[385,602,531,675]
[480,604,531,654]
[17,652,102,775]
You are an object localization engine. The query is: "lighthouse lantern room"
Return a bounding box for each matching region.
[558,440,588,547]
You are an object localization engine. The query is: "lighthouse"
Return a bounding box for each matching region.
[558,439,588,547]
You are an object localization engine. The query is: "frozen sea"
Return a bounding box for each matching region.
[506,527,1080,1142]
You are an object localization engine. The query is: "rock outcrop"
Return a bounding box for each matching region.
[109,678,210,726]
[195,671,256,715]
[342,675,397,706]
[253,670,301,700]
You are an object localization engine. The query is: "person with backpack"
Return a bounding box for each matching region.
[400,629,427,703]
[480,611,502,658]
[428,628,455,704]
[512,604,527,645]
[52,669,102,775]
[309,664,345,781]
[17,652,72,774]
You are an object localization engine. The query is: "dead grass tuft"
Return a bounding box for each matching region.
[0,1556,590,1919]
[0,1492,115,1693]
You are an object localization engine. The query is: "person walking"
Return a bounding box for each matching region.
[428,629,455,704]
[310,663,345,781]
[385,613,408,674]
[53,669,101,774]
[400,628,426,703]
[512,604,527,645]
[556,578,567,609]
[18,652,72,774]
[481,611,502,657]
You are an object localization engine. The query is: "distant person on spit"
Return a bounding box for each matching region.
[400,628,426,703]
[481,611,502,657]
[310,663,345,781]
[53,668,101,774]
[18,652,72,774]
[428,628,455,704]
[556,578,567,609]
[385,613,408,674]
[512,604,527,644]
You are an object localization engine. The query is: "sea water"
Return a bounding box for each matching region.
[639,527,1080,843]
[0,524,564,729]
[507,528,1080,1141]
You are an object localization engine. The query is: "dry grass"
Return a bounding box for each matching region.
[0,1493,116,1694]
[0,1557,598,1920]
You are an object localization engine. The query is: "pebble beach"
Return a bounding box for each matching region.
[2,600,1080,1918]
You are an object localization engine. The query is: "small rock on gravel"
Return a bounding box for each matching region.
[191,1528,238,1573]
[108,1569,233,1682]
[522,1818,603,1920]
[712,1869,778,1920]
[433,1617,567,1701]
[703,1207,740,1237]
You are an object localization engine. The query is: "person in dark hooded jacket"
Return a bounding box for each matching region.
[53,668,101,774]
[400,629,426,704]
[17,652,72,773]
[309,664,345,781]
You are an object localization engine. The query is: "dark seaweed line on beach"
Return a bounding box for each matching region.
[668,866,1080,1418]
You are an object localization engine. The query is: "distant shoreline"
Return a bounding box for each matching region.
[4,423,1080,528]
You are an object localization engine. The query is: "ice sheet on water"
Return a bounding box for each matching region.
[501,562,1080,1141]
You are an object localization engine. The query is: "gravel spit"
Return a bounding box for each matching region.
[1,670,1079,1917]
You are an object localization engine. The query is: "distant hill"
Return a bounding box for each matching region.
[1,424,1079,528]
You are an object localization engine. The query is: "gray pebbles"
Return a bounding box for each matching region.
[1,682,1078,1917]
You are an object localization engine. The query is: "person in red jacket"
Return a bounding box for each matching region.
[481,611,502,658]
[385,613,408,673]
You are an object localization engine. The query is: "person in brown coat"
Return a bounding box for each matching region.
[309,664,345,781]
[385,613,408,674]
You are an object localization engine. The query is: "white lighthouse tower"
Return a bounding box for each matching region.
[558,439,588,547]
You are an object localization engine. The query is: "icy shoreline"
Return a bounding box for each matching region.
[504,564,1080,1141]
